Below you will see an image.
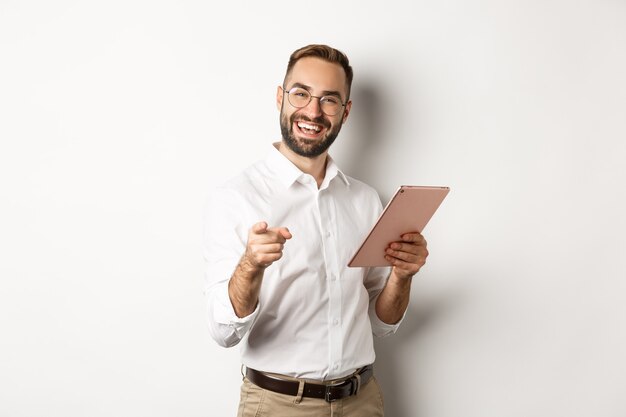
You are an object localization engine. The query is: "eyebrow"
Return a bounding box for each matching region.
[288,82,344,100]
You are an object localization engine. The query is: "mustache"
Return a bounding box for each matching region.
[290,114,330,129]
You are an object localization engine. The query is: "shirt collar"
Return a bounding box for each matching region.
[323,154,351,188]
[267,142,351,188]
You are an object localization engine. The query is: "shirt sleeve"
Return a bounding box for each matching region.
[364,266,406,337]
[203,187,258,347]
[360,189,406,337]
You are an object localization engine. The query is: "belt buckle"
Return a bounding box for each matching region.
[324,377,356,403]
[324,380,344,403]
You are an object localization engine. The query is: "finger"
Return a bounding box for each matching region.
[386,256,419,272]
[263,229,288,244]
[386,247,425,264]
[247,242,285,266]
[389,241,425,255]
[386,256,425,277]
[271,227,292,240]
[400,232,427,245]
[251,221,269,234]
[257,242,284,254]
[256,251,284,266]
[280,228,292,240]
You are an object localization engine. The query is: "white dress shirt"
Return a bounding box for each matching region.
[203,143,402,380]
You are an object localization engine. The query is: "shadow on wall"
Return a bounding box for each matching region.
[346,81,454,417]
[342,80,394,203]
[372,290,464,417]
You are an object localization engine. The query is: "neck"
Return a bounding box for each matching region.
[277,142,327,188]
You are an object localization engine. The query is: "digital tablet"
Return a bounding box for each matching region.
[348,185,450,267]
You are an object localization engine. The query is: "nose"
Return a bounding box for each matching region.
[301,96,324,118]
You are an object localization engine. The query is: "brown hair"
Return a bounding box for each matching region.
[284,44,354,99]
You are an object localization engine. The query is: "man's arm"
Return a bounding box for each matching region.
[228,221,292,317]
[375,232,428,324]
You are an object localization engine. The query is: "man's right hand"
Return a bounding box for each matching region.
[229,221,291,318]
[242,221,292,270]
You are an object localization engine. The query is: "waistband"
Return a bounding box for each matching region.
[245,365,374,403]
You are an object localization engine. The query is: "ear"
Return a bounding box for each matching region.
[276,86,284,111]
[341,100,352,124]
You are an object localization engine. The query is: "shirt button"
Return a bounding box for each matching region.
[332,318,340,325]
[333,363,339,370]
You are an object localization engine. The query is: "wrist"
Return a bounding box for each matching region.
[389,270,414,285]
[239,254,265,278]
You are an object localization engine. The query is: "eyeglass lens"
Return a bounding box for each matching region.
[286,87,343,116]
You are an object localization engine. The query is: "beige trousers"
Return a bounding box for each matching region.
[236,376,384,417]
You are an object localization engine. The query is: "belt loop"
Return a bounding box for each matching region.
[294,379,305,404]
[240,364,246,381]
[353,374,361,396]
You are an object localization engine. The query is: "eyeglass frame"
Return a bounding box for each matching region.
[281,85,348,116]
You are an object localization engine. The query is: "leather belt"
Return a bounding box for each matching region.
[245,365,374,403]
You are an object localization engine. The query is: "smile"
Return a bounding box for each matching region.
[295,120,327,138]
[297,121,322,133]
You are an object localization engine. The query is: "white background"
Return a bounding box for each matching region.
[1,1,625,416]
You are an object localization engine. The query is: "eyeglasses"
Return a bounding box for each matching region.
[282,86,346,116]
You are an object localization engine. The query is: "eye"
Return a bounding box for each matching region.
[322,96,340,105]
[290,88,309,98]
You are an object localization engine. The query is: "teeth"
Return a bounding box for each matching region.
[297,122,321,132]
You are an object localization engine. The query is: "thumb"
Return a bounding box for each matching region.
[251,221,268,234]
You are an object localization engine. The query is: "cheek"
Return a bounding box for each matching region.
[280,109,292,124]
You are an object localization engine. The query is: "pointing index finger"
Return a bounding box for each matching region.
[268,226,292,240]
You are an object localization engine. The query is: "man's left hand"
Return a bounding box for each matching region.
[385,232,429,280]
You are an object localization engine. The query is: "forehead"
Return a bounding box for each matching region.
[285,57,348,96]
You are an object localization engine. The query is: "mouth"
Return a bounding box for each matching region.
[294,120,326,139]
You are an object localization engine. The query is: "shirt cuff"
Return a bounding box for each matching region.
[369,304,405,338]
[213,281,259,339]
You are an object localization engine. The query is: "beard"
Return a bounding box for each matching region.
[280,110,342,158]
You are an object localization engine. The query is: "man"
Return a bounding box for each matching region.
[204,44,428,416]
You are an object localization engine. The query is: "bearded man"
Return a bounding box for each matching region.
[203,44,429,417]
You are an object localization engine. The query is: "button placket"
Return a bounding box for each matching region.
[318,191,343,377]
